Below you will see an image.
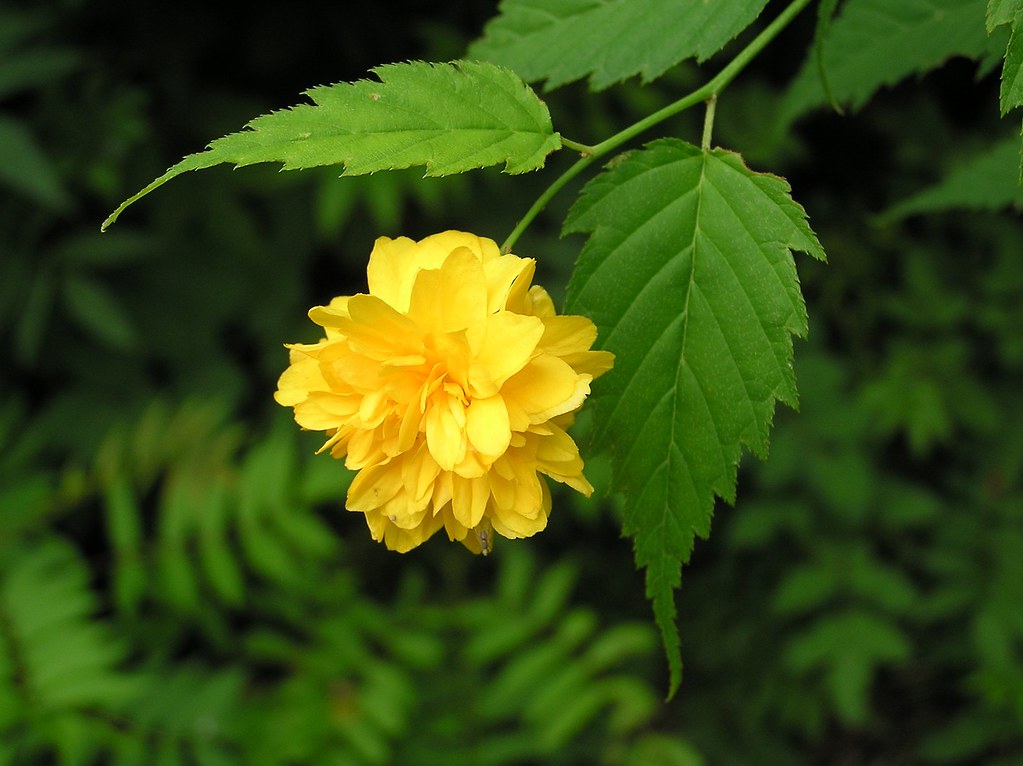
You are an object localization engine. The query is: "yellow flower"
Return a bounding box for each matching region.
[275,231,613,554]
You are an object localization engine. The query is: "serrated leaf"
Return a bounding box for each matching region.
[988,0,1022,32]
[102,60,560,229]
[879,137,1023,220]
[781,0,992,123]
[1000,7,1023,114]
[565,139,824,695]
[468,0,769,91]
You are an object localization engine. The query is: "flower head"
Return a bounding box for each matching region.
[275,231,613,553]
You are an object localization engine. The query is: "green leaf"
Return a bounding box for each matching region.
[63,274,139,352]
[625,734,705,766]
[988,0,1022,32]
[0,46,80,100]
[879,137,1023,220]
[103,475,147,616]
[1000,7,1023,114]
[0,538,138,725]
[784,610,912,724]
[772,564,839,615]
[0,116,70,210]
[781,0,993,123]
[565,139,824,695]
[813,0,843,112]
[0,8,80,100]
[468,0,769,90]
[102,60,560,229]
[197,482,246,607]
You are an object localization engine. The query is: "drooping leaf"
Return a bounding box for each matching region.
[987,1,1023,175]
[102,61,560,229]
[1000,6,1023,114]
[468,0,769,91]
[565,139,825,694]
[988,0,1022,33]
[879,137,1023,220]
[781,0,994,123]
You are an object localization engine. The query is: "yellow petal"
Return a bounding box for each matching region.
[487,472,517,512]
[401,444,441,505]
[535,424,593,496]
[397,401,423,453]
[503,356,590,427]
[407,248,487,333]
[489,477,550,539]
[524,285,556,318]
[274,356,327,407]
[538,315,597,356]
[460,517,494,555]
[345,428,387,470]
[355,388,387,427]
[339,294,422,359]
[379,487,431,530]
[501,257,538,314]
[308,295,352,328]
[441,505,469,542]
[483,254,534,313]
[379,510,444,552]
[292,391,359,431]
[366,232,499,313]
[284,340,329,363]
[465,395,511,458]
[452,447,489,479]
[425,393,467,471]
[432,470,454,513]
[467,311,544,392]
[451,475,490,528]
[365,236,425,312]
[422,332,471,391]
[347,461,403,512]
[562,350,615,379]
[419,231,500,264]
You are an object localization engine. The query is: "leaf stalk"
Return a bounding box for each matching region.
[701,95,717,151]
[560,137,596,155]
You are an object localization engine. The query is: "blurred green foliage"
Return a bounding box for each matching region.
[1,0,1021,764]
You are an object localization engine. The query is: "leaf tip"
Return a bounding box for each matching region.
[100,209,121,232]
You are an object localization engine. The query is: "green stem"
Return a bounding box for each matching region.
[501,0,813,253]
[561,137,595,155]
[701,95,717,151]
